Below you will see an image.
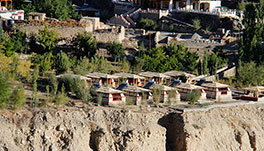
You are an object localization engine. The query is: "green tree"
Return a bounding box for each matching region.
[55,51,71,74]
[236,62,264,87]
[11,87,26,110]
[90,55,112,73]
[32,65,39,107]
[138,18,158,30]
[10,30,29,53]
[32,0,77,20]
[107,42,125,62]
[240,2,264,64]
[31,52,54,75]
[38,25,60,52]
[73,32,97,59]
[120,58,130,73]
[0,73,11,109]
[237,0,246,11]
[202,51,209,75]
[73,57,91,75]
[192,19,201,31]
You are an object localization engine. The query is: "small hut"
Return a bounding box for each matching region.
[96,87,126,105]
[139,71,170,85]
[113,72,145,86]
[164,71,196,84]
[176,83,206,101]
[86,72,120,87]
[201,82,232,100]
[241,86,264,101]
[117,83,152,105]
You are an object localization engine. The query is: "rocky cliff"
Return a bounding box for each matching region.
[0,104,264,151]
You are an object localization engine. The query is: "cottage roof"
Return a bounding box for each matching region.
[28,12,46,16]
[150,84,177,91]
[139,71,170,79]
[176,83,203,90]
[164,71,196,78]
[56,74,91,81]
[243,86,264,92]
[113,72,145,79]
[121,85,151,93]
[86,72,120,79]
[96,87,124,94]
[201,82,230,88]
[191,33,202,40]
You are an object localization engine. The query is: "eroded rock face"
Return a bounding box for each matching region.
[1,104,264,151]
[182,104,264,151]
[0,107,166,151]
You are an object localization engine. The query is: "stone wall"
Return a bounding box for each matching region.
[93,26,125,43]
[19,25,93,39]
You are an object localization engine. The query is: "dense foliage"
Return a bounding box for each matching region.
[138,18,158,30]
[137,43,199,73]
[107,42,125,61]
[14,0,78,20]
[0,73,11,109]
[55,51,71,74]
[73,32,97,59]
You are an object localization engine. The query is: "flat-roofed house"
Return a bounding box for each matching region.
[176,83,206,101]
[96,87,126,105]
[139,71,170,85]
[86,72,120,87]
[117,82,152,105]
[201,82,232,100]
[113,72,145,86]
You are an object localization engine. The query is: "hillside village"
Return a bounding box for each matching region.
[0,0,263,110]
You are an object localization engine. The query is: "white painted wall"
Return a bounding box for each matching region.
[210,1,221,12]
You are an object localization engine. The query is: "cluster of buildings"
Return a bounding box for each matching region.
[57,71,235,106]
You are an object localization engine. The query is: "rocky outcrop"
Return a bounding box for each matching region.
[1,104,264,151]
[0,107,166,151]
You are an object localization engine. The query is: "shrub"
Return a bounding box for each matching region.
[192,19,201,31]
[54,85,69,105]
[73,57,91,75]
[38,25,59,52]
[152,85,162,106]
[55,51,71,74]
[47,73,58,96]
[186,89,201,105]
[58,75,91,102]
[0,73,11,109]
[138,18,158,30]
[11,87,26,110]
[72,32,97,59]
[32,65,39,107]
[31,52,54,75]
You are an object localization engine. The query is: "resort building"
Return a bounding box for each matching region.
[176,83,206,101]
[201,82,232,100]
[143,81,180,103]
[241,86,264,101]
[164,71,196,83]
[139,71,171,85]
[113,72,145,86]
[96,87,126,105]
[117,82,152,105]
[86,72,120,87]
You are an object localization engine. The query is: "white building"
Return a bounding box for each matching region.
[0,6,24,20]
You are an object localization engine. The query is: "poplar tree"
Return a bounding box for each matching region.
[240,1,264,64]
